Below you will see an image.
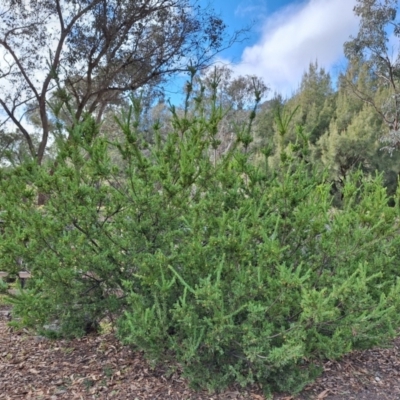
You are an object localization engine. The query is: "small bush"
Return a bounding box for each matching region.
[118,153,400,394]
[1,75,400,394]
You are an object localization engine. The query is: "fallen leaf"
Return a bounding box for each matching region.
[29,368,39,374]
[317,389,330,399]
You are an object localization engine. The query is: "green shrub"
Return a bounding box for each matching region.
[0,278,7,293]
[1,74,400,394]
[118,152,400,395]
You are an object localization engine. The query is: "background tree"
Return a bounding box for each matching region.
[189,66,268,160]
[265,62,336,170]
[110,66,269,164]
[312,65,375,188]
[289,61,335,144]
[252,93,285,159]
[0,0,245,164]
[344,0,400,151]
[0,129,36,166]
[311,62,400,201]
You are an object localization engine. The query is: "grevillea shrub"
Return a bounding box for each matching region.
[1,78,400,395]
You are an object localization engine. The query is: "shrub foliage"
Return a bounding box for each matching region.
[1,77,400,394]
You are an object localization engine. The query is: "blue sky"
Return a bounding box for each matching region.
[173,0,360,100]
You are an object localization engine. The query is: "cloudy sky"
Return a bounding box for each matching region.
[199,0,360,99]
[0,0,361,113]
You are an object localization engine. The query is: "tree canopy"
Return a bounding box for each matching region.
[0,0,245,163]
[344,0,400,151]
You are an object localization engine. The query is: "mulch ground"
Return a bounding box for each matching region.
[1,304,400,400]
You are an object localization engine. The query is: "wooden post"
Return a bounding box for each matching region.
[0,271,8,280]
[18,271,32,289]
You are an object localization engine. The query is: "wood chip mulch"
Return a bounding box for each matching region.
[294,337,400,400]
[1,304,400,400]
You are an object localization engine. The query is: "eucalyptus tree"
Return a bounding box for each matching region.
[0,129,37,166]
[344,0,400,152]
[0,0,244,164]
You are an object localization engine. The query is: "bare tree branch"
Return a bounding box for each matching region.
[0,0,246,164]
[0,98,35,156]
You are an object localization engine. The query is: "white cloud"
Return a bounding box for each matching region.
[229,0,360,98]
[234,0,268,18]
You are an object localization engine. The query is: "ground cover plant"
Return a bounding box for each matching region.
[1,73,400,396]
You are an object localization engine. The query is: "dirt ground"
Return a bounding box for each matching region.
[1,305,400,400]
